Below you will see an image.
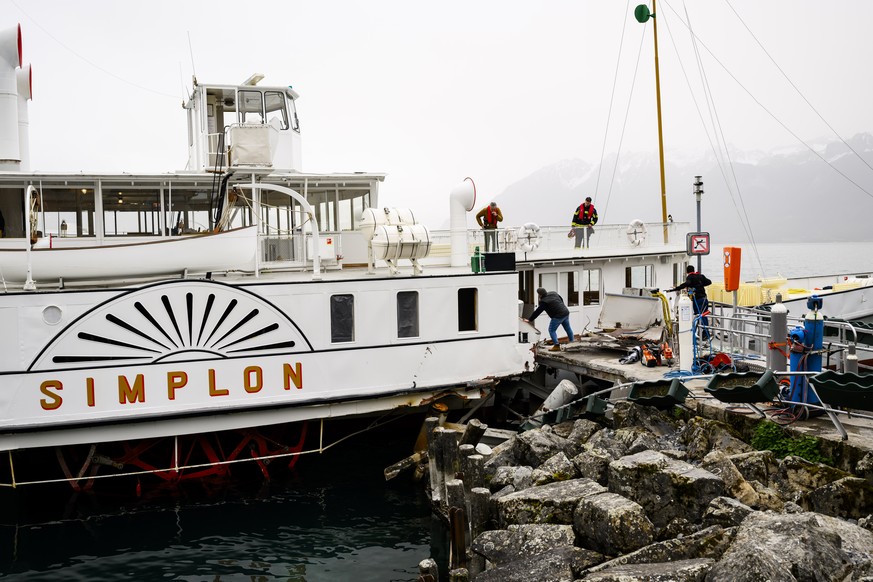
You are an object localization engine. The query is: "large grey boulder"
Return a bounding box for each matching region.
[580,558,714,581]
[608,450,726,529]
[483,438,518,482]
[471,524,575,564]
[566,418,602,443]
[812,512,873,571]
[701,450,759,507]
[489,466,533,493]
[584,525,735,574]
[496,478,606,527]
[701,497,754,528]
[677,416,753,461]
[571,447,613,485]
[513,428,569,468]
[771,455,851,506]
[707,512,854,581]
[474,545,602,582]
[728,450,778,484]
[747,480,784,512]
[586,429,630,461]
[532,452,578,486]
[573,491,655,555]
[808,476,873,519]
[610,401,684,437]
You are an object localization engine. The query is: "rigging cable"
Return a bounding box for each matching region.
[724,0,873,177]
[10,0,177,100]
[660,0,873,201]
[663,2,765,274]
[593,0,632,209]
[601,13,649,220]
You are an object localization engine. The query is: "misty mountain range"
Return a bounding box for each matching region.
[491,133,873,243]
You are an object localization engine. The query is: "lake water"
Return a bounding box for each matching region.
[699,241,873,282]
[0,420,441,581]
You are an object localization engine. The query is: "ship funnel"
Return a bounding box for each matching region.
[0,24,22,170]
[449,177,476,267]
[16,64,31,170]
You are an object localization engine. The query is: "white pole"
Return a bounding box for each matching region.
[23,185,36,290]
[677,292,693,371]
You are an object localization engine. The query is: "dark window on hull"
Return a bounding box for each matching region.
[458,288,478,332]
[331,294,354,342]
[397,291,419,338]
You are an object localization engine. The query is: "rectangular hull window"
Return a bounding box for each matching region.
[584,269,601,306]
[331,294,355,343]
[458,288,478,332]
[397,291,420,338]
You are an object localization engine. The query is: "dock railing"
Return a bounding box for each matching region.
[705,303,864,374]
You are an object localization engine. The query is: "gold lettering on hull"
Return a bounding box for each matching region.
[168,371,188,400]
[39,380,63,410]
[284,363,303,390]
[244,366,263,393]
[208,369,229,397]
[86,378,96,407]
[37,362,304,412]
[118,374,145,404]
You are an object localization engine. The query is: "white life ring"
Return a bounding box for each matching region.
[626,219,647,246]
[516,222,541,252]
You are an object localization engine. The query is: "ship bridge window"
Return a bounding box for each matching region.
[458,288,478,332]
[265,91,289,130]
[238,90,264,124]
[397,291,419,338]
[331,294,355,343]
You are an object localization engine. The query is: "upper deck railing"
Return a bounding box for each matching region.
[424,221,690,263]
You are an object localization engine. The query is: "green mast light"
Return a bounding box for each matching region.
[634,4,652,23]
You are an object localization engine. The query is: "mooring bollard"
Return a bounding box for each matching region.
[417,558,438,582]
[434,427,460,504]
[447,478,471,576]
[469,487,491,540]
[445,478,467,516]
[462,454,484,493]
[458,445,475,494]
[459,418,488,446]
[425,417,442,502]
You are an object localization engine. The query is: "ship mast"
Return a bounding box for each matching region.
[635,2,669,242]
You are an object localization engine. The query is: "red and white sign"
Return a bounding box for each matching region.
[686,232,710,256]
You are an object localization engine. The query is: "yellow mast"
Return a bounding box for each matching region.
[635,2,669,242]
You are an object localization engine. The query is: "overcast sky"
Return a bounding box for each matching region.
[4,1,872,224]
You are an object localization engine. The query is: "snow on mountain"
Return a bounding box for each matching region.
[491,133,873,243]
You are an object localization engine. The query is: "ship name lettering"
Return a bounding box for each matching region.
[39,380,63,410]
[38,362,304,411]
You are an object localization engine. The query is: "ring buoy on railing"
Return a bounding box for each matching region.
[516,222,542,252]
[626,219,647,247]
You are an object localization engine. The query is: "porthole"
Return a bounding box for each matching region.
[42,305,62,325]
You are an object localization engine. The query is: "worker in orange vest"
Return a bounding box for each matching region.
[475,201,503,252]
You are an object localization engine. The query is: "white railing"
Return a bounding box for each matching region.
[424,221,689,260]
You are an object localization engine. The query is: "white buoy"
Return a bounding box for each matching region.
[529,379,578,427]
[677,292,694,371]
